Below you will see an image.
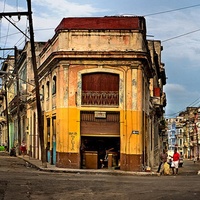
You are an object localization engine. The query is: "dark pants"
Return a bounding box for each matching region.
[157,162,163,173]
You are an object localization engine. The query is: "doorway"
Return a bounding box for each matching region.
[52,117,56,165]
[80,136,120,169]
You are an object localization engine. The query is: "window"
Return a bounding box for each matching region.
[180,139,183,146]
[46,81,50,98]
[81,72,119,106]
[172,138,176,144]
[41,85,44,100]
[52,76,56,95]
[47,118,50,143]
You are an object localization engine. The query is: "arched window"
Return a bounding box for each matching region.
[82,72,119,106]
[52,76,56,95]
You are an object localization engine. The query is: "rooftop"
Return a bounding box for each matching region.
[55,16,145,32]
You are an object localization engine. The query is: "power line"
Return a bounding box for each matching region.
[162,28,200,43]
[0,28,54,40]
[165,96,200,117]
[3,22,10,51]
[144,4,200,16]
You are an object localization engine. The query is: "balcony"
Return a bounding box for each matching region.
[82,91,119,106]
[152,96,161,106]
[152,88,166,107]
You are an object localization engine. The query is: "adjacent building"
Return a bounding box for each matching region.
[166,107,200,160]
[166,117,184,156]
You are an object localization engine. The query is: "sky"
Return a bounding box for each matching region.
[1,0,200,118]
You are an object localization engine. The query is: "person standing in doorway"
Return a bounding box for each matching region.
[157,149,168,173]
[171,148,180,175]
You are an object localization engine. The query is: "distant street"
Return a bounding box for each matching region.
[0,151,200,200]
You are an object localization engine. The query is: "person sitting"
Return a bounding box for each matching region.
[10,147,16,157]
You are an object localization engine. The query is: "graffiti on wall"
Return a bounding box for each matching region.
[69,132,77,150]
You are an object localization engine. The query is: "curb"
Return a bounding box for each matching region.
[21,157,159,176]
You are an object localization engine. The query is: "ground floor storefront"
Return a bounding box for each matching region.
[81,136,120,169]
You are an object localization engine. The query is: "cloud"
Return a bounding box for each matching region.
[164,83,185,94]
[32,0,107,17]
[0,0,108,47]
[146,7,200,65]
[164,83,200,117]
[1,0,200,118]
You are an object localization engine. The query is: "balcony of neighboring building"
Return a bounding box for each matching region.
[151,88,166,107]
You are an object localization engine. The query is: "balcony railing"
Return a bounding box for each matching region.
[82,91,119,106]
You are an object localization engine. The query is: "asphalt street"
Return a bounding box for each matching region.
[0,151,200,200]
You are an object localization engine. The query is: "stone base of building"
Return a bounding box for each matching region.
[55,152,143,171]
[56,152,80,168]
[120,153,143,171]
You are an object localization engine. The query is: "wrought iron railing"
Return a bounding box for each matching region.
[82,91,119,106]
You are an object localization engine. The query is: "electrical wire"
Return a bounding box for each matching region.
[0,28,54,40]
[3,21,10,50]
[144,4,200,16]
[16,0,19,12]
[165,96,200,117]
[2,0,6,12]
[1,2,200,118]
[0,31,21,39]
[162,29,200,43]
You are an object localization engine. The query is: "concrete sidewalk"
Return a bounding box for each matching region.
[18,155,200,176]
[18,155,158,176]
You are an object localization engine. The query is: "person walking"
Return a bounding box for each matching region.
[20,140,27,157]
[157,149,168,173]
[171,148,180,175]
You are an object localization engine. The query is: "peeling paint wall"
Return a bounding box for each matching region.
[38,17,155,171]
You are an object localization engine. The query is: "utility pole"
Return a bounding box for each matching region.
[0,0,46,167]
[4,82,9,152]
[15,46,22,155]
[27,0,46,167]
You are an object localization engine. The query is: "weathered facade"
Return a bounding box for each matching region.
[179,107,200,159]
[166,107,200,160]
[18,42,46,159]
[0,16,166,172]
[37,16,166,171]
[0,56,15,150]
[166,117,184,156]
[0,42,45,156]
[147,40,167,168]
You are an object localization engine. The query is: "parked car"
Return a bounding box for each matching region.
[167,150,183,167]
